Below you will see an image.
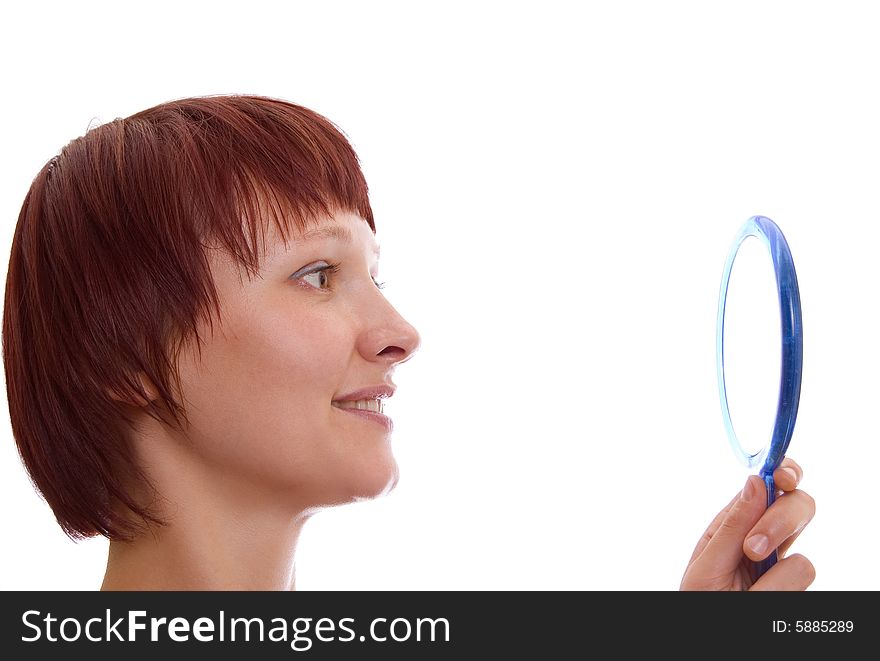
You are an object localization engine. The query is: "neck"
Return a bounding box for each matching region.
[100,422,313,591]
[101,504,310,591]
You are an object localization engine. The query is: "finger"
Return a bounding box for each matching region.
[749,553,815,591]
[693,475,766,575]
[687,489,742,565]
[743,489,816,562]
[778,526,807,558]
[777,489,817,557]
[773,458,802,492]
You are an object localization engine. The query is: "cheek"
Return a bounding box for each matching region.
[175,308,355,476]
[263,309,352,389]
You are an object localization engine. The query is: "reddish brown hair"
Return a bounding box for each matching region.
[2,95,374,541]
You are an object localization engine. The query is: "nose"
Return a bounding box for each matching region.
[357,295,421,367]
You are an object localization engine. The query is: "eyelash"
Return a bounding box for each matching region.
[293,261,386,290]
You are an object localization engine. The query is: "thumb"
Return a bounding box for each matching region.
[694,475,767,577]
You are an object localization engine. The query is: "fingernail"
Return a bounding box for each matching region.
[782,467,798,483]
[746,534,769,556]
[741,476,755,502]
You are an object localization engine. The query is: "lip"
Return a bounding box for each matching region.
[332,406,393,432]
[332,384,396,402]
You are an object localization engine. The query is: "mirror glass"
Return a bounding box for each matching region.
[721,235,781,459]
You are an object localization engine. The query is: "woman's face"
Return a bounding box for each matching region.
[170,210,420,508]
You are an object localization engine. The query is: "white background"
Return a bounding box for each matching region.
[1,1,877,590]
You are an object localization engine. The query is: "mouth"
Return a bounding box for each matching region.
[331,398,385,414]
[331,385,395,431]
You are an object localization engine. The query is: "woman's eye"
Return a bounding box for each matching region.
[302,269,331,289]
[291,262,339,290]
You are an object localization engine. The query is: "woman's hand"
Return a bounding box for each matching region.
[680,458,816,590]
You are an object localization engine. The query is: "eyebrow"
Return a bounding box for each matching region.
[297,225,380,255]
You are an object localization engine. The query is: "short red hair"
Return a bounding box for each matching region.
[2,95,374,540]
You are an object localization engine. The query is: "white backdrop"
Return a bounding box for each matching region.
[1,1,877,590]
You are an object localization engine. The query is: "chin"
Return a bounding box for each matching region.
[297,452,399,508]
[349,456,400,501]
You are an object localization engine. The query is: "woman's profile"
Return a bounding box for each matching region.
[2,95,816,590]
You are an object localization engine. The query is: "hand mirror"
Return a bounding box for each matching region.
[716,216,803,578]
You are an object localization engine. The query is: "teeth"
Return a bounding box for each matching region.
[334,398,384,414]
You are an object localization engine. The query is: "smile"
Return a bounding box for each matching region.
[332,398,384,414]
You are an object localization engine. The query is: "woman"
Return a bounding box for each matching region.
[2,95,815,590]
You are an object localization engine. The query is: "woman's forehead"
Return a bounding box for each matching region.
[261,210,379,261]
[205,210,378,284]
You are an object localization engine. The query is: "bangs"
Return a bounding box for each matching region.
[126,94,375,276]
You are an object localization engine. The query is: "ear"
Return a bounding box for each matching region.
[106,373,159,408]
